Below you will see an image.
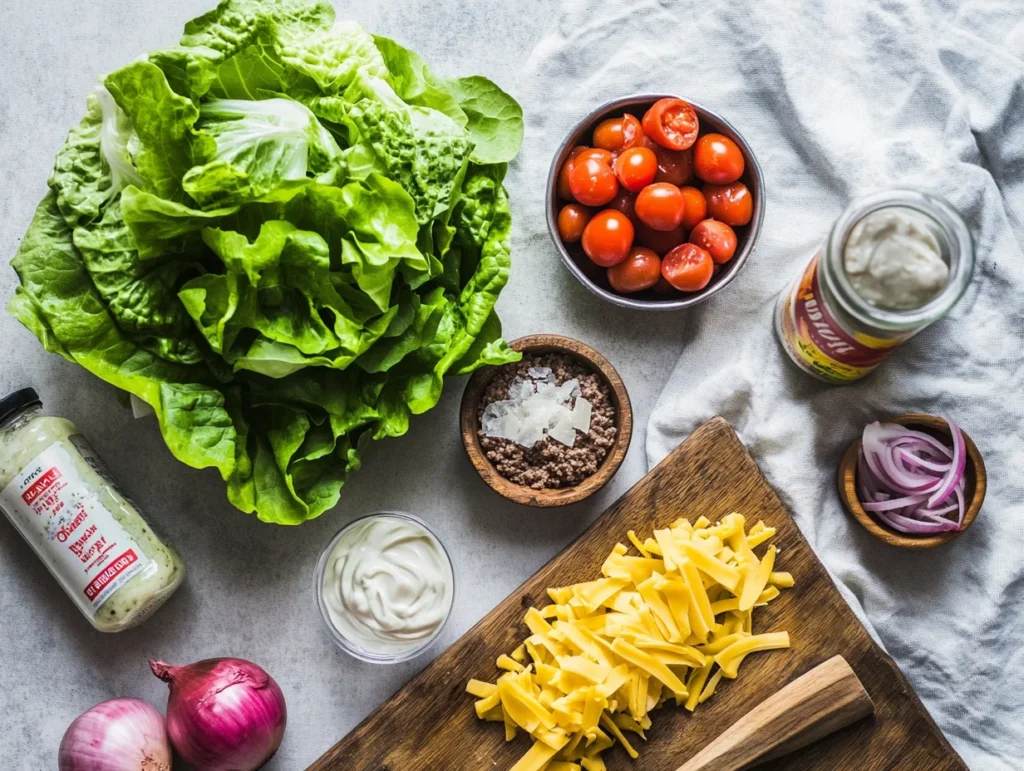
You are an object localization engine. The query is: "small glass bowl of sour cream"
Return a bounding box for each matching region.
[314,511,456,664]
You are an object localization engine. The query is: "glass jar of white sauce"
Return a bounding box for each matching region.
[775,189,974,383]
[0,388,185,632]
[315,511,455,663]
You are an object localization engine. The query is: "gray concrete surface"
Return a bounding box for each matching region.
[0,1,693,768]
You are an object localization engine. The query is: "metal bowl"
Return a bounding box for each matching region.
[546,94,765,311]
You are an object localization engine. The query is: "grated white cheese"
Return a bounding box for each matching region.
[481,371,592,448]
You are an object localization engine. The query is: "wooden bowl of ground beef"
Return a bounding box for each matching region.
[459,334,632,507]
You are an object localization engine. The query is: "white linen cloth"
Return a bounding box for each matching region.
[516,1,1024,768]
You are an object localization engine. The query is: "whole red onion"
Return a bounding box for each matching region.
[58,698,171,771]
[150,658,286,771]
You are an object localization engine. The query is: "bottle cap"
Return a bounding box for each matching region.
[0,388,41,427]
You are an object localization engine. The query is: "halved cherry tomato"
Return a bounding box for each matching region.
[704,182,753,226]
[606,189,638,223]
[557,146,590,199]
[569,157,618,207]
[679,186,707,229]
[636,222,686,255]
[620,114,644,150]
[557,204,593,243]
[642,98,700,151]
[653,146,692,186]
[614,147,658,192]
[662,243,714,292]
[608,247,662,293]
[582,210,634,267]
[635,183,685,231]
[693,133,745,184]
[689,219,737,264]
[593,118,626,152]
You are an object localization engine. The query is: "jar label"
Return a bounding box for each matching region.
[778,254,902,382]
[0,440,148,620]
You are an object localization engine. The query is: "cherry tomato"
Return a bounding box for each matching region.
[607,247,662,293]
[704,182,753,226]
[556,147,590,200]
[679,186,707,229]
[557,163,574,200]
[575,148,614,166]
[593,118,626,151]
[689,219,738,264]
[606,189,638,223]
[569,157,619,207]
[581,210,634,267]
[653,146,692,186]
[642,98,700,151]
[614,147,658,192]
[636,223,686,255]
[662,243,714,292]
[635,183,685,231]
[693,133,745,184]
[620,114,644,150]
[593,117,642,153]
[557,204,593,243]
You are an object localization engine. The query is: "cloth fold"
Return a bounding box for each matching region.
[517,1,1023,768]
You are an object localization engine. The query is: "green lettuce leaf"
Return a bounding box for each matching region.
[183,97,343,207]
[372,35,524,164]
[104,62,214,202]
[10,193,240,478]
[50,87,145,228]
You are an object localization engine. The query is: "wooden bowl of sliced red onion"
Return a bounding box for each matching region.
[838,413,986,549]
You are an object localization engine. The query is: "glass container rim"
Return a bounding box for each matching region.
[313,510,456,665]
[823,188,975,330]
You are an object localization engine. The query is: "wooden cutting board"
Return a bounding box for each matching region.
[308,417,966,771]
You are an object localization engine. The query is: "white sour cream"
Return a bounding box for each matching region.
[843,207,949,310]
[321,515,453,656]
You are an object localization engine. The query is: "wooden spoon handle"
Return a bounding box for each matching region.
[675,656,874,771]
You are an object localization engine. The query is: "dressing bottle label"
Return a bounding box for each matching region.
[777,254,903,383]
[0,441,148,619]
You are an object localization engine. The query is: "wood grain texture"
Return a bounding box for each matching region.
[675,656,873,771]
[459,334,633,507]
[837,413,986,549]
[308,417,966,771]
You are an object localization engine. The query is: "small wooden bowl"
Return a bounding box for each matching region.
[837,414,986,549]
[459,334,632,507]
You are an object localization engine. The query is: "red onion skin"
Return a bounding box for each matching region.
[58,698,171,771]
[150,658,286,771]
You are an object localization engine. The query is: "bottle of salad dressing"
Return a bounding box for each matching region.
[0,388,184,631]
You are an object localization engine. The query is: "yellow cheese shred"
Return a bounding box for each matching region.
[467,513,793,768]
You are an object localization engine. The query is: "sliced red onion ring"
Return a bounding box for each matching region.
[861,494,929,512]
[895,447,951,474]
[855,417,966,533]
[875,509,961,534]
[927,415,965,508]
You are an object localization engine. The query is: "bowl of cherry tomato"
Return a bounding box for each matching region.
[547,94,764,310]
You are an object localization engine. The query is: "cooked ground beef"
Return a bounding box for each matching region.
[478,352,617,490]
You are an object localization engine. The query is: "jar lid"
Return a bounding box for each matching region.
[0,388,41,426]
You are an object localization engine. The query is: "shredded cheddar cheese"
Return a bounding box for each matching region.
[466,512,793,769]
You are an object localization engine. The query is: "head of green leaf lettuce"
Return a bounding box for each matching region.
[8,0,524,525]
